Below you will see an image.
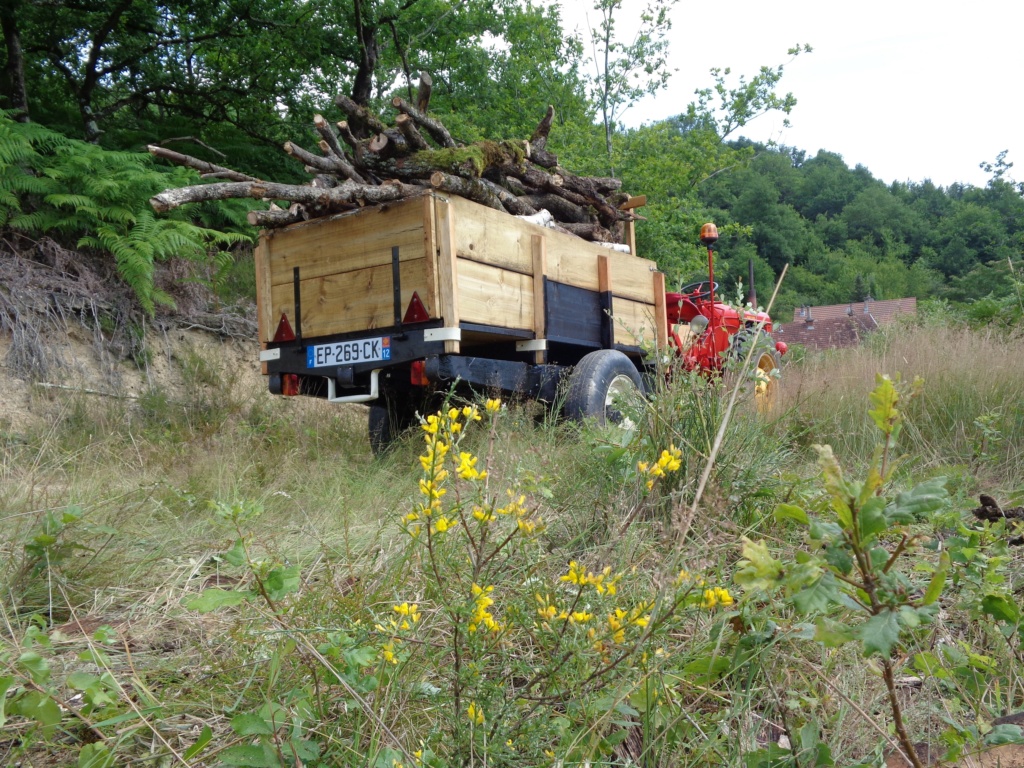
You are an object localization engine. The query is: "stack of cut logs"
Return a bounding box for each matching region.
[148,74,644,245]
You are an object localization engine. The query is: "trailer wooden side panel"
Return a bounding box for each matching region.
[265,199,427,287]
[456,258,535,330]
[255,190,667,352]
[268,258,431,340]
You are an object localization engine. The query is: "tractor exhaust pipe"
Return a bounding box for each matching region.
[747,258,757,308]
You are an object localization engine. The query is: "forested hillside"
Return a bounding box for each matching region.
[1,0,1021,321]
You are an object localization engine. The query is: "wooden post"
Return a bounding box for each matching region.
[531,234,547,364]
[422,194,439,318]
[254,235,273,373]
[623,220,637,256]
[434,198,461,353]
[598,254,613,349]
[653,271,668,352]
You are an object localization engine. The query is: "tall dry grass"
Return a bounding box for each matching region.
[776,323,1024,492]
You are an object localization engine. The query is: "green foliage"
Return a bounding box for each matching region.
[735,373,1023,764]
[0,112,250,312]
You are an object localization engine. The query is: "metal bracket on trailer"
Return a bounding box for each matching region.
[325,369,381,404]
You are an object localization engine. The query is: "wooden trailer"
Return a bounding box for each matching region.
[254,189,668,450]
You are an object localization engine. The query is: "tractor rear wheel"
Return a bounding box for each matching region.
[754,350,781,412]
[563,349,643,426]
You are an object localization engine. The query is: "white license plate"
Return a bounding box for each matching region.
[307,336,391,368]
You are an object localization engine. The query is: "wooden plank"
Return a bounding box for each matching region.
[619,195,647,211]
[448,195,532,274]
[531,234,547,363]
[456,259,534,330]
[269,258,429,339]
[254,238,271,373]
[613,298,659,348]
[545,237,657,302]
[254,237,274,350]
[434,197,461,353]
[623,219,637,257]
[421,195,439,318]
[653,271,668,351]
[598,254,610,293]
[266,196,427,287]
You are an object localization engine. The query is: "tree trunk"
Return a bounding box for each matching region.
[0,0,30,121]
[150,178,423,213]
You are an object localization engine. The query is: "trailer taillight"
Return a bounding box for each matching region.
[281,373,300,396]
[410,360,429,386]
[273,313,296,342]
[403,292,430,324]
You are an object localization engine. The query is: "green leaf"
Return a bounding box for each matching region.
[222,538,247,567]
[867,374,900,438]
[289,738,321,762]
[922,551,950,605]
[792,573,842,614]
[734,538,784,592]
[78,743,115,768]
[67,672,101,691]
[822,543,854,575]
[219,744,280,767]
[984,724,1024,745]
[231,712,275,736]
[981,594,1021,624]
[813,617,855,647]
[886,478,949,523]
[264,564,301,601]
[857,496,889,541]
[185,588,251,612]
[15,690,62,732]
[774,503,808,525]
[18,651,50,685]
[183,725,213,759]
[859,610,901,657]
[0,675,15,727]
[911,651,951,679]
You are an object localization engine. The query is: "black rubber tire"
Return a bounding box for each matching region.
[368,396,419,455]
[563,349,643,426]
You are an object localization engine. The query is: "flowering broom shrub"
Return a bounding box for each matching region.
[374,399,738,767]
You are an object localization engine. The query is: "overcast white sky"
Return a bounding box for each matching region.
[551,0,1023,189]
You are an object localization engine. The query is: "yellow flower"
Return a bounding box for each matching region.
[433,516,454,533]
[570,610,593,624]
[421,414,441,435]
[393,602,421,623]
[457,452,485,480]
[472,505,494,523]
[485,398,502,414]
[448,407,460,421]
[467,702,485,725]
[381,641,399,664]
[560,561,588,586]
[674,569,691,586]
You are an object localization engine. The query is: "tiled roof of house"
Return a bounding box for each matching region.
[791,297,917,324]
[778,298,916,350]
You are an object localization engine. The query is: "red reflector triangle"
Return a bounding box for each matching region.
[273,313,296,342]
[402,292,430,324]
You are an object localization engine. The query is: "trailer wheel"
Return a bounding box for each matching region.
[368,397,419,455]
[564,350,643,426]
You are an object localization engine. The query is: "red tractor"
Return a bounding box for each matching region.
[664,223,787,407]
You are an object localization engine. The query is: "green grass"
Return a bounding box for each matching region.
[0,322,1021,767]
